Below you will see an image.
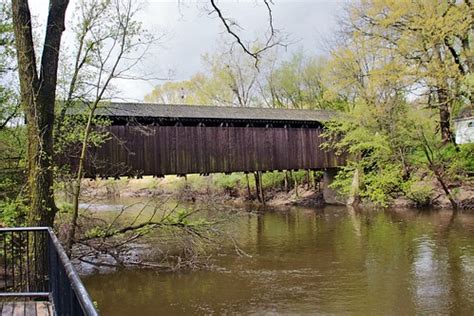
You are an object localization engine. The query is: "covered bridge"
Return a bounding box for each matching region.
[73,103,344,177]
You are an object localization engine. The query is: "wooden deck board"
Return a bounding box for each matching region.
[35,302,51,316]
[0,302,52,316]
[24,303,36,316]
[1,303,14,316]
[12,302,25,316]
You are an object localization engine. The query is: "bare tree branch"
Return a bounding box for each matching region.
[209,0,284,68]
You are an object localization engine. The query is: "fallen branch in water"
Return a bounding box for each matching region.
[69,198,243,271]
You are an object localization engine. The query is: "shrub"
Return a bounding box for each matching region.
[403,181,434,208]
[362,164,404,207]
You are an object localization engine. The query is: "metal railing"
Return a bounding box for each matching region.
[0,227,99,316]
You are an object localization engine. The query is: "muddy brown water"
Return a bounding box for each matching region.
[83,204,474,315]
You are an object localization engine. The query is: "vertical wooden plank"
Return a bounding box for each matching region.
[151,125,159,175]
[228,126,235,171]
[118,125,125,175]
[253,127,261,171]
[273,128,282,171]
[288,128,296,170]
[231,127,238,171]
[299,127,305,169]
[155,126,163,175]
[193,126,200,174]
[179,126,191,174]
[305,128,310,169]
[270,127,278,171]
[283,127,291,170]
[244,126,253,172]
[204,127,212,173]
[187,126,194,174]
[310,128,316,169]
[159,126,170,175]
[105,125,115,176]
[261,127,268,171]
[264,126,272,171]
[196,125,204,174]
[314,128,320,168]
[175,126,184,174]
[297,127,304,170]
[170,126,178,174]
[226,126,232,172]
[253,127,265,171]
[114,125,122,176]
[130,126,139,175]
[237,127,246,171]
[142,126,152,175]
[215,127,225,173]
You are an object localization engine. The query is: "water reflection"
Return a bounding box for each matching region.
[412,236,449,313]
[83,205,474,315]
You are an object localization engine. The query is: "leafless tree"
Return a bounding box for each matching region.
[63,0,158,253]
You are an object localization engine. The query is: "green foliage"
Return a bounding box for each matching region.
[261,172,285,189]
[0,1,17,129]
[143,73,214,105]
[0,125,26,225]
[0,198,26,226]
[402,180,434,208]
[55,110,111,151]
[361,164,404,207]
[214,173,244,191]
[325,99,416,206]
[448,144,474,178]
[326,98,471,207]
[265,52,346,110]
[0,126,26,163]
[331,163,404,207]
[85,226,107,239]
[330,166,355,198]
[0,174,27,225]
[54,104,111,178]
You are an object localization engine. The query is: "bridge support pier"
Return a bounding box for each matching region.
[254,171,265,205]
[322,168,342,205]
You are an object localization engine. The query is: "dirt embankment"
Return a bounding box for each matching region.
[77,176,474,211]
[391,185,474,211]
[78,176,328,207]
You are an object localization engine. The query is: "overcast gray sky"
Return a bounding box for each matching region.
[29,0,345,101]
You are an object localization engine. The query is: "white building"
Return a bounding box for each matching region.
[454,107,474,144]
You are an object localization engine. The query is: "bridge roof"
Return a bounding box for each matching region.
[90,102,335,124]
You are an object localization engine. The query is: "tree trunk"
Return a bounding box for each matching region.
[437,87,454,145]
[12,0,70,226]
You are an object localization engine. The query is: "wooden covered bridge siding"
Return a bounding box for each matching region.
[84,125,343,177]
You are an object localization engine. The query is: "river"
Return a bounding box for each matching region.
[82,203,474,315]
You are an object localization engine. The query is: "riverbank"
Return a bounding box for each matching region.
[75,174,474,211]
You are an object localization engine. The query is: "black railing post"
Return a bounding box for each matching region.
[0,227,99,316]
